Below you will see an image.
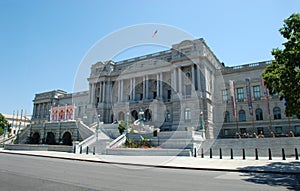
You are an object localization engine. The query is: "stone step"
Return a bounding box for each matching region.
[106,148,192,156]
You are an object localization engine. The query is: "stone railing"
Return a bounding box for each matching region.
[108,134,126,148]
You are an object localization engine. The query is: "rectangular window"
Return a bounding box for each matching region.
[224,129,230,136]
[222,89,228,102]
[253,85,261,100]
[167,90,172,100]
[153,92,157,99]
[184,108,191,121]
[237,87,244,102]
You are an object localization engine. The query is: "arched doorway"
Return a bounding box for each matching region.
[145,109,151,121]
[31,132,40,144]
[131,110,138,121]
[46,132,56,145]
[62,132,72,146]
[118,111,125,121]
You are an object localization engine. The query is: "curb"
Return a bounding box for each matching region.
[1,151,299,175]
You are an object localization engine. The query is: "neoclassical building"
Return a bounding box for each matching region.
[31,38,300,140]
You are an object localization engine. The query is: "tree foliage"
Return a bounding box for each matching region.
[0,113,10,135]
[262,13,300,118]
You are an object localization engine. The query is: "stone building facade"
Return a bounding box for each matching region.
[31,38,300,140]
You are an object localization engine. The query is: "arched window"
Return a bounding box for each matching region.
[118,112,125,121]
[224,111,230,123]
[255,108,263,120]
[273,107,281,120]
[238,110,246,122]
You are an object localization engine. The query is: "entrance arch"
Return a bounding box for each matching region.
[145,109,152,121]
[62,132,72,146]
[131,110,138,120]
[46,132,56,145]
[31,132,40,144]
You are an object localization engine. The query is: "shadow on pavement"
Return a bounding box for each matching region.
[238,162,300,190]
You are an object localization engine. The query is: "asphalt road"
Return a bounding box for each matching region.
[0,153,299,191]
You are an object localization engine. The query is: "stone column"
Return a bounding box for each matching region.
[173,68,177,92]
[160,72,163,98]
[117,80,120,102]
[89,84,92,104]
[102,81,106,103]
[120,80,124,102]
[91,83,95,105]
[130,78,133,100]
[156,73,160,98]
[197,65,201,91]
[192,64,195,89]
[178,68,182,94]
[133,77,136,101]
[145,75,149,99]
[99,82,102,103]
[143,76,146,100]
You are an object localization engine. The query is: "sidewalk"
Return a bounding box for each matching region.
[0,149,299,174]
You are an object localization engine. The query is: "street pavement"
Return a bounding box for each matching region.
[0,148,299,174]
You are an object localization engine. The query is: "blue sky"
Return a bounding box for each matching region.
[0,0,299,116]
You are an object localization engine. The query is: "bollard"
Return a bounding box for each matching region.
[201,148,204,158]
[86,146,89,155]
[93,146,95,155]
[219,148,222,159]
[255,148,258,160]
[268,148,272,160]
[295,148,299,160]
[282,148,286,160]
[230,148,233,159]
[73,146,76,154]
[194,148,197,157]
[80,146,82,154]
[242,148,246,160]
[210,148,212,159]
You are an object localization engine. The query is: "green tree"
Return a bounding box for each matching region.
[0,113,10,135]
[262,13,300,118]
[118,120,126,135]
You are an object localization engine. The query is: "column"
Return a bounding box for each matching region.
[89,84,92,104]
[130,78,133,100]
[197,65,201,91]
[192,65,195,88]
[102,82,106,103]
[120,80,124,102]
[178,68,182,94]
[91,83,95,105]
[173,68,177,92]
[133,77,136,100]
[156,73,160,98]
[117,80,120,102]
[99,82,102,103]
[145,75,149,99]
[143,76,146,100]
[160,72,163,98]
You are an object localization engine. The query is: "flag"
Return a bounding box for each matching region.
[245,78,253,115]
[261,77,270,115]
[229,80,236,117]
[152,30,158,38]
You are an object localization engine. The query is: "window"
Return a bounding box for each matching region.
[273,107,281,120]
[185,85,191,96]
[224,111,230,123]
[295,126,300,135]
[253,85,261,100]
[184,108,191,121]
[167,90,172,100]
[224,129,230,136]
[238,110,246,122]
[275,126,282,134]
[153,92,157,99]
[237,87,244,102]
[257,127,264,135]
[165,110,171,121]
[222,89,228,102]
[255,108,263,120]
